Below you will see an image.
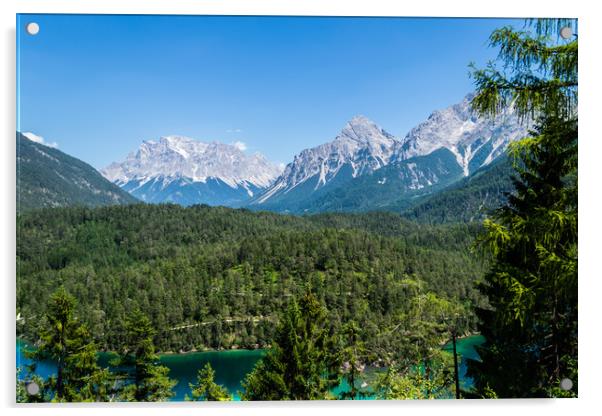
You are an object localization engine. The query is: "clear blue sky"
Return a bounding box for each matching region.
[17,14,524,169]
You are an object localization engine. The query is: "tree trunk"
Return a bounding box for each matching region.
[452,330,461,399]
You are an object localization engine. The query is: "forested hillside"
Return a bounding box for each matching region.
[17,132,138,212]
[400,157,516,224]
[17,204,485,354]
[295,148,465,214]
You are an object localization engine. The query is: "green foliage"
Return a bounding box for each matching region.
[17,204,485,357]
[470,19,577,121]
[241,293,341,400]
[375,351,454,400]
[16,369,27,403]
[114,310,177,401]
[25,288,111,402]
[469,116,577,397]
[16,368,46,403]
[373,287,462,399]
[186,363,231,401]
[467,18,578,398]
[338,321,369,400]
[16,132,137,212]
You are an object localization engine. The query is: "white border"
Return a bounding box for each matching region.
[2,1,601,415]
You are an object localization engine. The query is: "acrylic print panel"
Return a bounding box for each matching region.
[16,14,578,402]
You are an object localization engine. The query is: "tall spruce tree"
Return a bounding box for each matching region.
[467,18,578,398]
[241,292,340,400]
[115,309,177,401]
[26,287,111,402]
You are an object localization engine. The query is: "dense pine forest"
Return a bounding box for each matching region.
[17,204,484,354]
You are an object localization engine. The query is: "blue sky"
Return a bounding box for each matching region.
[17,14,524,169]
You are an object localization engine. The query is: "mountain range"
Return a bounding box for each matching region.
[101,136,282,206]
[249,93,528,213]
[17,93,530,221]
[99,93,528,214]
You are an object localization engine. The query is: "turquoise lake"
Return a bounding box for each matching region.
[17,335,484,400]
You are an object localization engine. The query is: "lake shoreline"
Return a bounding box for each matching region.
[158,346,268,357]
[19,332,482,359]
[17,335,485,401]
[17,336,268,358]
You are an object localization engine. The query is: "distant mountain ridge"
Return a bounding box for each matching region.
[297,148,465,214]
[252,115,402,207]
[16,132,138,212]
[251,93,529,213]
[102,136,283,206]
[98,93,530,215]
[398,93,528,175]
[400,156,517,224]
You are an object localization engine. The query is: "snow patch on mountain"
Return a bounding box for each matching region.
[255,115,402,203]
[102,136,283,194]
[398,93,530,175]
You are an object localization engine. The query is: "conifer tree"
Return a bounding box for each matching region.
[467,18,578,398]
[376,289,458,399]
[241,292,340,400]
[186,363,231,401]
[26,287,111,402]
[116,309,177,401]
[338,320,368,400]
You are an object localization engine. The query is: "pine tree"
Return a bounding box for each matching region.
[467,18,578,398]
[338,321,368,400]
[116,309,177,401]
[470,19,577,121]
[241,292,340,400]
[26,287,111,402]
[186,363,231,401]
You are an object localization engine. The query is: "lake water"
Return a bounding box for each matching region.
[17,340,265,401]
[442,334,485,391]
[17,335,484,401]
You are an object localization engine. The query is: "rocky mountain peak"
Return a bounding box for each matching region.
[399,93,530,175]
[102,136,282,189]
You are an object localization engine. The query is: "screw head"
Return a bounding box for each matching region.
[560,26,573,40]
[26,22,40,36]
[25,381,40,395]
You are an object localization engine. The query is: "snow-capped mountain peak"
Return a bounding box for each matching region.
[101,135,282,206]
[254,94,531,209]
[101,93,530,210]
[399,93,530,175]
[254,116,401,204]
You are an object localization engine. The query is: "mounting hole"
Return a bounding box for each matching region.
[559,26,573,40]
[26,22,40,36]
[25,381,40,395]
